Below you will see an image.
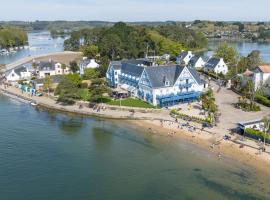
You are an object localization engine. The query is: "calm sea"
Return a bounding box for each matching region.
[0,94,269,200]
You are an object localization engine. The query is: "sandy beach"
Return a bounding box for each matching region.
[1,84,270,177]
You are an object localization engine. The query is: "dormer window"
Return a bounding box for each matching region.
[165,81,170,86]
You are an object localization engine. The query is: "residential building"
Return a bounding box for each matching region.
[204,58,228,75]
[238,117,269,132]
[252,65,270,90]
[176,51,194,65]
[37,60,70,78]
[79,58,99,75]
[5,66,31,82]
[106,59,207,107]
[188,56,205,69]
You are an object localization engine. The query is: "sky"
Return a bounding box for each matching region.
[0,0,270,22]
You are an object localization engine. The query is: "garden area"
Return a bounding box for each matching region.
[106,98,158,109]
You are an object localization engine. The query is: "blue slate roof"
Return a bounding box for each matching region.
[205,58,220,69]
[122,59,152,66]
[110,61,122,70]
[188,67,206,85]
[188,56,203,66]
[121,63,144,77]
[178,51,189,59]
[38,61,56,71]
[145,65,184,88]
[144,65,205,88]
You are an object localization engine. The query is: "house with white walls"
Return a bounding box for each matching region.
[188,56,205,69]
[5,66,31,82]
[204,58,228,75]
[252,65,270,90]
[79,58,99,75]
[106,59,207,107]
[176,51,194,65]
[37,60,70,78]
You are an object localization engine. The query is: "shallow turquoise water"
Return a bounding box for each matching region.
[0,94,269,200]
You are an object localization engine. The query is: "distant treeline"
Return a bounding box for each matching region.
[64,22,208,60]
[0,27,28,48]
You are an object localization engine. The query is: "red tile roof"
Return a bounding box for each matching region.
[258,65,270,73]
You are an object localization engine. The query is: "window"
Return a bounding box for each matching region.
[165,81,170,86]
[114,71,117,75]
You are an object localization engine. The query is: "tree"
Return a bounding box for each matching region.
[89,78,110,102]
[61,64,67,74]
[214,42,239,70]
[69,61,79,73]
[43,76,53,93]
[83,68,99,80]
[200,88,218,124]
[247,50,261,69]
[54,75,82,104]
[82,45,99,59]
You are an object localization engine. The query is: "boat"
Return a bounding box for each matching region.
[30,101,38,106]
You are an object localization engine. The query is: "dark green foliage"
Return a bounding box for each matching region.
[245,128,270,143]
[69,61,79,73]
[255,94,270,107]
[54,75,82,104]
[154,25,208,50]
[0,27,28,48]
[89,78,110,102]
[64,22,208,60]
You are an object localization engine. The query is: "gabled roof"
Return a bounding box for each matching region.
[122,59,152,66]
[36,75,63,85]
[188,67,206,85]
[205,58,221,69]
[188,56,203,66]
[257,65,270,73]
[178,51,189,59]
[6,66,28,76]
[121,63,144,77]
[14,66,27,75]
[145,65,184,88]
[38,61,56,71]
[110,61,122,70]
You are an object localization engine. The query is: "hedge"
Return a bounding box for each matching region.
[244,128,270,144]
[255,94,270,107]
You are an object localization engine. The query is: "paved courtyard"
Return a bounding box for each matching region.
[211,81,270,134]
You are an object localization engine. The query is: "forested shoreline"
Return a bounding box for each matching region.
[64,22,208,60]
[0,27,28,49]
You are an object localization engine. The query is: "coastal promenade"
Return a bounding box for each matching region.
[2,51,82,72]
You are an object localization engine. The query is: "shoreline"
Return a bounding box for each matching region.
[1,85,270,176]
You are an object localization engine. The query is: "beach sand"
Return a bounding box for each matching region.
[131,119,270,177]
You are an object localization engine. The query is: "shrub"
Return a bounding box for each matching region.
[255,94,270,107]
[245,128,270,143]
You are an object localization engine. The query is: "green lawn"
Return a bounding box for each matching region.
[106,98,158,109]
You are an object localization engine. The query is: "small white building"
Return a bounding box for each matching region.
[176,51,194,65]
[252,65,270,90]
[188,56,205,69]
[5,66,31,82]
[37,60,70,78]
[238,118,269,132]
[204,58,228,75]
[79,58,99,75]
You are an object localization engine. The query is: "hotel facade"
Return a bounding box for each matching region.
[106,59,207,107]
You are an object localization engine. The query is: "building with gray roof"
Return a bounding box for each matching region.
[106,59,207,107]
